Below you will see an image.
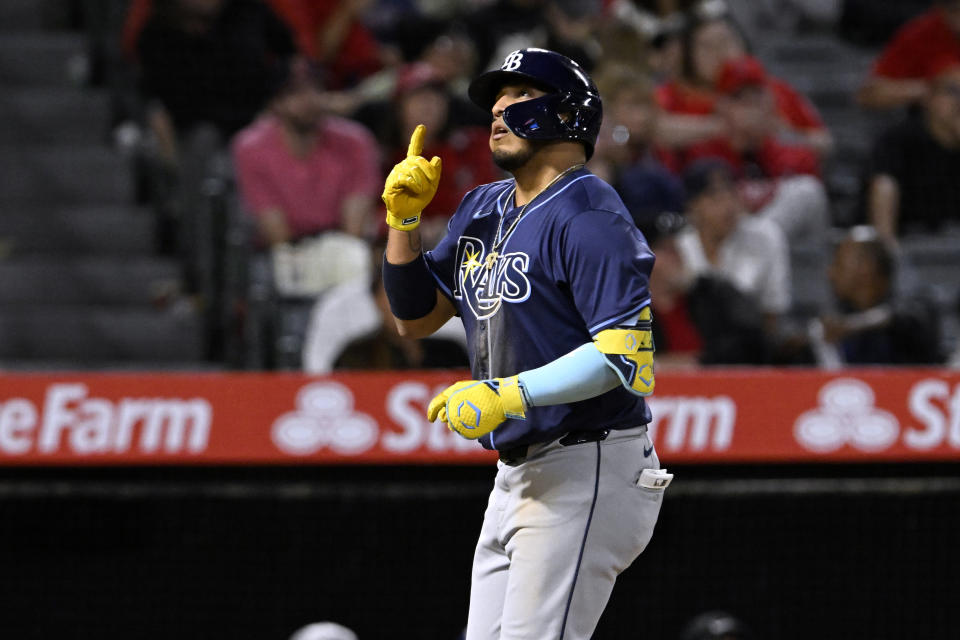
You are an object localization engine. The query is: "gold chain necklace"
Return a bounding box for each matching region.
[484,163,585,270]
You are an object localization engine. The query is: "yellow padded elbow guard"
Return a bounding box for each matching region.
[593,307,655,396]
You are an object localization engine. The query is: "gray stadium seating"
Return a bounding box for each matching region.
[0,2,208,368]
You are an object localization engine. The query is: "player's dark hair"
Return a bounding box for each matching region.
[682,157,735,204]
[857,237,895,282]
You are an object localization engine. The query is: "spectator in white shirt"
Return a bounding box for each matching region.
[676,158,792,338]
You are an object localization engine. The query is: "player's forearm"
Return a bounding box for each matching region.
[385,227,423,265]
[868,174,900,243]
[392,292,455,339]
[654,113,725,149]
[856,77,929,110]
[518,343,621,407]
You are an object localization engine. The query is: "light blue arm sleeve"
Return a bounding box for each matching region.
[517,342,621,407]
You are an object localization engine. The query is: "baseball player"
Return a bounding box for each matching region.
[380,48,670,640]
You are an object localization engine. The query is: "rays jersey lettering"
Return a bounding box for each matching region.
[452,237,531,320]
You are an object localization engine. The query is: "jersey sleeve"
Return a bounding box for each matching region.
[555,209,655,335]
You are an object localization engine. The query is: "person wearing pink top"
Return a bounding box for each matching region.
[232,59,381,247]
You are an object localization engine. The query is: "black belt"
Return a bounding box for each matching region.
[498,429,610,466]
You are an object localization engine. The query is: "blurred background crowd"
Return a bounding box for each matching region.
[2,0,960,373]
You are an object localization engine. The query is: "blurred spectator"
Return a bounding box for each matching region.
[655,8,832,155]
[302,245,468,373]
[465,0,548,72]
[866,62,960,243]
[124,0,386,89]
[130,0,297,268]
[644,212,769,368]
[857,0,960,110]
[231,58,379,302]
[135,0,297,146]
[540,0,605,72]
[679,610,752,640]
[807,226,944,366]
[675,159,791,335]
[314,28,483,123]
[591,67,684,229]
[331,268,469,371]
[232,58,380,246]
[354,62,498,245]
[289,621,358,640]
[272,0,388,89]
[468,0,605,73]
[683,56,829,243]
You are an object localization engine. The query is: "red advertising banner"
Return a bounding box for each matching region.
[0,369,958,465]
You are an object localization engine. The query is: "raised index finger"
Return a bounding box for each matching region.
[407,124,425,158]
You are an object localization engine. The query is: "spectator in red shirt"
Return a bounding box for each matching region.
[591,66,684,230]
[858,0,960,110]
[683,56,829,244]
[655,10,833,155]
[232,58,381,246]
[124,0,385,90]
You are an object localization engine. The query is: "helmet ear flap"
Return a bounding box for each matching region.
[557,93,601,139]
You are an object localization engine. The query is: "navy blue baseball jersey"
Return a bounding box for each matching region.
[424,167,655,451]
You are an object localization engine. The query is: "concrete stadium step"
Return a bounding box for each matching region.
[0,257,181,305]
[0,88,109,144]
[0,306,206,362]
[761,34,875,66]
[0,146,132,204]
[0,0,47,31]
[0,205,155,255]
[0,33,87,86]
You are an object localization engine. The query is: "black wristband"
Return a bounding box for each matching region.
[381,254,439,320]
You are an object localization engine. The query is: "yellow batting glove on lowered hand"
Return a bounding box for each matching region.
[382,124,442,231]
[427,376,526,440]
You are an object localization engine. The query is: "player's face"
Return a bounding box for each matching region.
[829,241,865,302]
[943,2,960,35]
[927,68,960,139]
[689,173,740,238]
[273,84,325,134]
[489,84,548,170]
[691,20,745,84]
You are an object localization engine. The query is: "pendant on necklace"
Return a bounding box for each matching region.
[484,251,498,270]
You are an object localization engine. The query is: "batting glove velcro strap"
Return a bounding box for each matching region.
[427,375,526,440]
[382,124,442,231]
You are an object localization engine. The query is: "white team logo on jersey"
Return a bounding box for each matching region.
[453,237,531,320]
[501,51,524,71]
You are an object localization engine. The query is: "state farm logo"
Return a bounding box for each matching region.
[794,378,899,452]
[646,395,736,452]
[0,383,211,456]
[271,382,378,455]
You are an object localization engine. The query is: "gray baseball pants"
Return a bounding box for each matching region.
[464,425,665,640]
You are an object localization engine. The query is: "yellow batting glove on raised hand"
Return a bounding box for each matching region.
[382,124,442,231]
[427,376,526,440]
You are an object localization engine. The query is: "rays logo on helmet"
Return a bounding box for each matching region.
[502,51,524,71]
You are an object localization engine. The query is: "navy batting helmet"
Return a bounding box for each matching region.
[468,48,603,159]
